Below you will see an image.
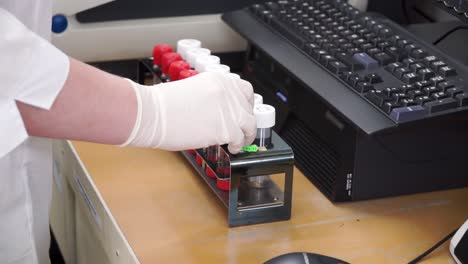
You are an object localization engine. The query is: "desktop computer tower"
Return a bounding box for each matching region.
[243,45,468,202]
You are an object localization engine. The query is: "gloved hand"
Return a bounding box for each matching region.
[121,72,257,154]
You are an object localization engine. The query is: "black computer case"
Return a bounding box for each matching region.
[244,44,468,202]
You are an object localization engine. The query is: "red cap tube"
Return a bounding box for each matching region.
[168,61,190,81]
[161,52,182,74]
[152,44,173,66]
[178,69,199,80]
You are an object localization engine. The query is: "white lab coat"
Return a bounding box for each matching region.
[0,1,70,264]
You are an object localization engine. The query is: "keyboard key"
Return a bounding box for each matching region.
[456,93,468,106]
[365,73,383,84]
[403,58,418,67]
[382,101,403,113]
[392,93,409,102]
[415,95,434,105]
[437,81,455,91]
[431,91,449,100]
[319,55,336,67]
[400,98,418,106]
[430,61,447,71]
[337,52,365,71]
[438,66,457,77]
[410,63,425,73]
[390,105,428,122]
[423,55,438,66]
[429,76,445,86]
[328,60,349,73]
[411,49,428,59]
[365,90,392,107]
[402,72,421,84]
[446,87,464,97]
[401,84,417,93]
[389,35,403,44]
[408,90,425,99]
[425,98,458,113]
[394,67,411,79]
[355,82,374,93]
[417,68,436,80]
[422,86,441,96]
[415,81,431,90]
[312,49,328,60]
[347,75,366,87]
[385,46,408,61]
[383,87,402,97]
[352,53,378,70]
[374,52,395,65]
[385,62,404,73]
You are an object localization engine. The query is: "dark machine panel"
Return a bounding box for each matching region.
[76,0,267,23]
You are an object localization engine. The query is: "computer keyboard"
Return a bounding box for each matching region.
[245,0,468,123]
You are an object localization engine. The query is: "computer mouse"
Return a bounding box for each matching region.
[264,252,350,264]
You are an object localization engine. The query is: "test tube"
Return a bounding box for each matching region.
[254,93,263,105]
[167,61,190,81]
[177,39,202,60]
[195,55,221,72]
[249,104,276,188]
[254,104,275,148]
[152,44,173,73]
[186,48,211,67]
[204,64,231,74]
[178,69,199,80]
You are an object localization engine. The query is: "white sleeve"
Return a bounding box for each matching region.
[0,8,70,158]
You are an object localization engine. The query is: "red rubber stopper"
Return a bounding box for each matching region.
[196,154,203,165]
[178,69,199,80]
[168,61,190,81]
[161,52,182,74]
[206,167,216,179]
[187,149,196,155]
[152,44,173,66]
[217,178,230,191]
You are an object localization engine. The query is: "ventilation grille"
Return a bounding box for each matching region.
[280,116,342,197]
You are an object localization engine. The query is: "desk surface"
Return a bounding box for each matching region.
[72,141,468,264]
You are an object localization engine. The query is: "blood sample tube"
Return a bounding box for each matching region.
[152,44,173,73]
[204,64,231,74]
[178,69,199,80]
[195,55,221,72]
[161,52,182,74]
[248,104,276,188]
[167,61,190,81]
[217,153,231,191]
[160,52,183,82]
[254,93,263,105]
[177,39,202,60]
[254,104,275,148]
[186,48,211,67]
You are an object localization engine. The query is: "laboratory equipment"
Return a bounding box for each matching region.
[137,41,294,227]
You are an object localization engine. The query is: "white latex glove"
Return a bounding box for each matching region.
[121,72,257,153]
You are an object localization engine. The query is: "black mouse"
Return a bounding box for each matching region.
[264,252,350,264]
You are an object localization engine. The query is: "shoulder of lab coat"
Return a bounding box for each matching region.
[0,8,70,158]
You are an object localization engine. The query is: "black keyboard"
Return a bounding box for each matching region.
[233,0,468,124]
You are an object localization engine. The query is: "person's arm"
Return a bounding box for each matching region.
[17,57,137,145]
[1,7,256,157]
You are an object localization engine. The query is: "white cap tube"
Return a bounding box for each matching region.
[254,93,263,105]
[195,55,220,72]
[254,104,275,128]
[186,48,211,67]
[204,64,230,74]
[177,39,202,60]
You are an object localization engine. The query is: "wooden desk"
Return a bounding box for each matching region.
[66,141,468,263]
